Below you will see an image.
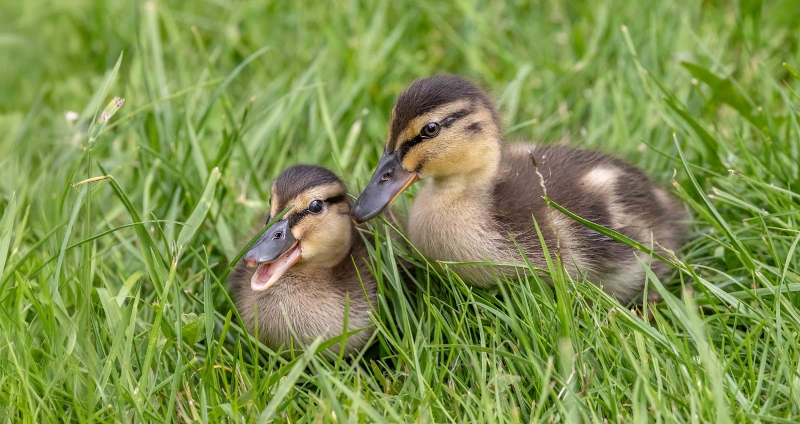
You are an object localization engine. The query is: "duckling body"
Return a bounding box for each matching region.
[409,144,684,301]
[231,165,376,355]
[352,75,687,304]
[231,234,374,354]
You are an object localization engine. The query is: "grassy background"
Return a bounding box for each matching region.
[2,0,800,422]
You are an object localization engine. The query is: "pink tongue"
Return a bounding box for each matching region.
[250,245,302,292]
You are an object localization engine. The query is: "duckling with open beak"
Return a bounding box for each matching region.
[231,165,377,355]
[352,75,688,305]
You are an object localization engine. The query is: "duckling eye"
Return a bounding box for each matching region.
[308,200,324,214]
[421,122,440,138]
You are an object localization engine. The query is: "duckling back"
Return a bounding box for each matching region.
[494,145,688,303]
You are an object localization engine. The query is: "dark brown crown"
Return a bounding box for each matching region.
[389,75,498,146]
[272,165,346,211]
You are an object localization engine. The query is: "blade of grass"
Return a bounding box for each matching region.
[0,193,16,280]
[176,167,220,254]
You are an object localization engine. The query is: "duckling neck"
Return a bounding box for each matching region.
[429,175,493,204]
[285,263,335,281]
[288,237,362,283]
[409,166,507,288]
[428,150,500,200]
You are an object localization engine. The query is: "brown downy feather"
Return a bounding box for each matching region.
[372,75,688,305]
[229,166,377,355]
[492,145,688,303]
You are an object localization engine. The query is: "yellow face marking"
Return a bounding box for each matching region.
[269,183,281,218]
[396,102,499,179]
[269,182,343,218]
[392,99,475,152]
[286,185,352,268]
[293,183,343,211]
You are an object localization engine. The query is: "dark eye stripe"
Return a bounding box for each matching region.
[466,122,482,134]
[396,134,424,162]
[324,194,346,205]
[288,209,309,227]
[286,194,347,227]
[394,107,475,161]
[440,107,473,127]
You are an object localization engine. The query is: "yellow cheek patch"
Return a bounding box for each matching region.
[401,123,475,176]
[402,148,425,173]
[291,209,354,267]
[290,221,309,241]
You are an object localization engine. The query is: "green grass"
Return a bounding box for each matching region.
[2,0,800,422]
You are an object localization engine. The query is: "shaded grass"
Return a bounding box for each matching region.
[1,0,800,422]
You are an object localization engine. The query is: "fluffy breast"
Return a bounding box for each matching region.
[408,183,519,287]
[231,264,376,355]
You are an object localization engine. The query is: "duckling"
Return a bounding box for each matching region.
[231,165,377,355]
[351,75,687,305]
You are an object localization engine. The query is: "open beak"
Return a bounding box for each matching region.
[351,152,419,224]
[243,219,302,292]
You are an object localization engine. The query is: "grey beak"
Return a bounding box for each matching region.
[243,219,296,266]
[351,152,419,224]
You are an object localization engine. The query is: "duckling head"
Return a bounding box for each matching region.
[244,165,353,292]
[352,75,502,223]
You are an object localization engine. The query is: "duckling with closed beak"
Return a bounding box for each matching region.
[231,165,376,355]
[352,75,687,305]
